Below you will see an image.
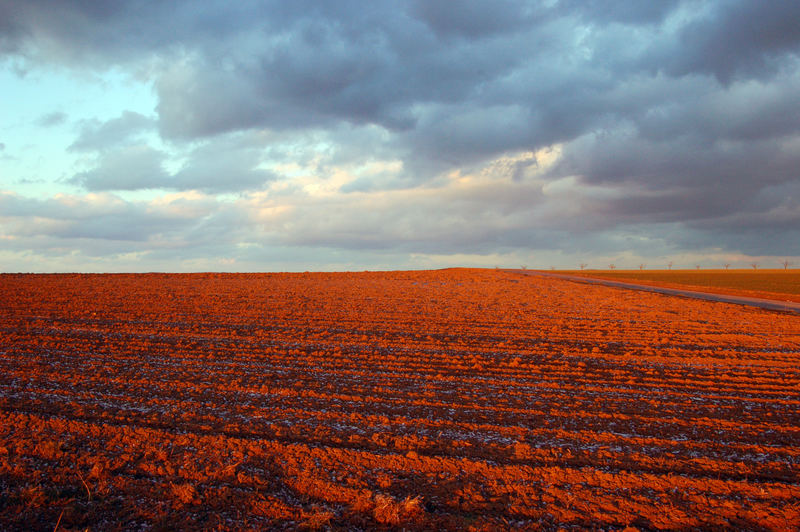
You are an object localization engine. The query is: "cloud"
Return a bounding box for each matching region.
[68,125,275,193]
[408,0,539,39]
[0,2,226,66]
[69,111,154,152]
[155,56,271,139]
[70,144,168,191]
[35,111,67,127]
[661,1,800,83]
[7,2,799,157]
[168,133,277,192]
[1,1,800,268]
[564,0,681,25]
[0,190,218,243]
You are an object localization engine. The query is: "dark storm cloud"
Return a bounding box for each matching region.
[3,0,538,142]
[0,1,231,64]
[2,0,800,260]
[634,76,800,143]
[408,0,538,38]
[660,1,800,83]
[554,131,799,190]
[563,0,681,25]
[4,1,799,141]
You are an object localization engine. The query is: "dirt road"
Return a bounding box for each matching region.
[511,270,800,314]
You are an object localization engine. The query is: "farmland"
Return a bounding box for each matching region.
[1,269,799,530]
[560,269,800,303]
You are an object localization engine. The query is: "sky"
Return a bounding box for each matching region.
[1,1,799,272]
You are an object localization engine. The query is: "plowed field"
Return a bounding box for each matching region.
[1,269,799,530]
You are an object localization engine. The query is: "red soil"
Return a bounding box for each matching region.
[1,269,799,530]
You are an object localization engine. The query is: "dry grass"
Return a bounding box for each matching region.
[170,482,199,506]
[560,269,800,302]
[298,508,335,530]
[373,494,425,525]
